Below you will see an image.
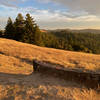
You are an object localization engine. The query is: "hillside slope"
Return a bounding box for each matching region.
[0,38,100,100]
[0,38,100,74]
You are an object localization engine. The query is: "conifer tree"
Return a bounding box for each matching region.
[0,30,3,37]
[24,13,44,45]
[5,17,15,39]
[24,13,36,43]
[33,25,44,46]
[14,13,25,41]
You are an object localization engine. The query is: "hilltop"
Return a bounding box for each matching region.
[0,38,100,100]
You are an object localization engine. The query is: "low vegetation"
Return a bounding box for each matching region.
[0,38,100,74]
[0,38,100,100]
[0,74,100,100]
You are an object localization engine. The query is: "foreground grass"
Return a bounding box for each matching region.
[0,38,100,100]
[0,72,100,100]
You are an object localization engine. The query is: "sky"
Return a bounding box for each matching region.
[0,0,100,29]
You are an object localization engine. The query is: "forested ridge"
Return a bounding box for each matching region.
[0,13,100,54]
[50,30,100,54]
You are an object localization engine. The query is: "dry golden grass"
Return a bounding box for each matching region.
[0,72,100,100]
[0,38,100,74]
[0,38,100,100]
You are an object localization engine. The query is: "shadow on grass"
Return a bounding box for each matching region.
[0,72,28,80]
[14,56,33,66]
[0,72,82,89]
[0,72,75,100]
[0,51,33,66]
[0,51,5,55]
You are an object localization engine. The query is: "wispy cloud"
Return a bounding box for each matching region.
[0,17,8,29]
[1,0,100,29]
[0,0,26,8]
[1,6,100,29]
[39,0,100,15]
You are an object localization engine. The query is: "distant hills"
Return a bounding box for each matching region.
[1,28,100,34]
[71,29,100,34]
[47,29,100,34]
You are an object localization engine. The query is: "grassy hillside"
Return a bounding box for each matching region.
[0,38,100,74]
[0,38,100,100]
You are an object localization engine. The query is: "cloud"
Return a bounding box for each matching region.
[39,0,100,15]
[20,7,100,29]
[1,6,100,29]
[0,17,8,29]
[0,0,25,8]
[23,7,100,22]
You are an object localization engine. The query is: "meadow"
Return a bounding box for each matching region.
[0,38,100,100]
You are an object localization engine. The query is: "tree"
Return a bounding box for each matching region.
[24,13,36,43]
[14,13,25,41]
[33,25,44,46]
[0,30,4,37]
[24,14,44,46]
[5,17,15,39]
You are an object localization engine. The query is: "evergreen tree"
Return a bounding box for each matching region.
[24,13,36,43]
[5,17,15,39]
[34,25,44,46]
[14,13,25,41]
[0,30,3,37]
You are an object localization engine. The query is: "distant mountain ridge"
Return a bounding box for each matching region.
[72,29,100,34]
[47,29,100,34]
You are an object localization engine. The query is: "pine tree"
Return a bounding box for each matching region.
[0,30,3,37]
[5,13,44,46]
[14,13,25,41]
[24,13,36,43]
[34,25,44,46]
[5,17,15,39]
[24,14,44,45]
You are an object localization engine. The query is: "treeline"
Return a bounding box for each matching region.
[0,13,100,54]
[0,13,59,47]
[4,13,44,46]
[51,30,100,54]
